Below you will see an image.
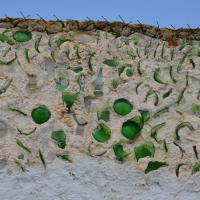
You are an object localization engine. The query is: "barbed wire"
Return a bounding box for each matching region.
[1,13,199,30]
[19,11,30,19]
[36,14,46,22]
[118,15,125,23]
[101,16,108,22]
[156,20,160,31]
[170,24,176,30]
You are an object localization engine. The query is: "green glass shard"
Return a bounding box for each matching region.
[192,103,200,116]
[175,122,194,141]
[121,116,144,139]
[144,89,159,106]
[92,123,111,143]
[56,37,69,49]
[132,36,139,45]
[151,122,166,142]
[134,141,155,161]
[38,149,46,169]
[72,66,83,73]
[62,91,79,112]
[35,35,42,53]
[169,66,176,83]
[111,79,120,89]
[176,163,187,177]
[153,68,167,85]
[139,109,150,122]
[145,161,168,174]
[24,48,30,63]
[177,88,186,104]
[57,154,72,163]
[97,110,110,122]
[16,139,31,153]
[0,32,15,45]
[191,161,200,175]
[113,142,129,161]
[97,105,110,122]
[126,67,134,77]
[14,159,26,172]
[103,59,119,68]
[137,61,142,76]
[153,106,169,118]
[75,73,85,91]
[118,65,126,76]
[51,130,66,149]
[163,88,173,99]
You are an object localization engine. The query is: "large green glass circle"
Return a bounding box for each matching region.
[113,98,133,116]
[31,106,51,124]
[13,30,32,42]
[121,116,143,139]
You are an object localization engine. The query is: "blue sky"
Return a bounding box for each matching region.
[0,0,199,28]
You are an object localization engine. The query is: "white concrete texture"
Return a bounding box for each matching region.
[0,27,200,199]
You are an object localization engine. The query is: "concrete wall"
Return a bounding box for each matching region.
[0,19,200,199]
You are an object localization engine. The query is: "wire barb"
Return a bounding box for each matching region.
[118,15,125,23]
[137,19,145,34]
[86,16,92,21]
[101,16,108,22]
[53,14,60,21]
[19,11,30,19]
[186,23,196,40]
[36,14,46,22]
[187,24,192,30]
[170,24,176,30]
[156,20,160,31]
[137,19,142,25]
[4,14,12,21]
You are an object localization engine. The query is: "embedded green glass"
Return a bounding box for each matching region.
[139,109,150,122]
[13,30,32,42]
[134,141,155,161]
[97,104,110,122]
[31,106,51,124]
[92,123,111,143]
[192,161,200,175]
[62,91,79,112]
[0,32,15,45]
[51,130,66,149]
[121,116,143,139]
[103,59,119,68]
[113,142,129,161]
[97,109,110,122]
[126,67,134,77]
[145,161,167,174]
[113,98,133,116]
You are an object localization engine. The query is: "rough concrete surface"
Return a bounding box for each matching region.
[0,18,200,199]
[1,155,200,200]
